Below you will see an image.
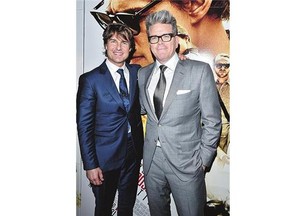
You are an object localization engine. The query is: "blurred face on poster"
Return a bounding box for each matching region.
[92,0,230,66]
[214,54,230,81]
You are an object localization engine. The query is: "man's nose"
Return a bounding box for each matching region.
[158,38,164,44]
[116,43,121,50]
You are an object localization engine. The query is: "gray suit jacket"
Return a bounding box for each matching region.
[138,59,221,181]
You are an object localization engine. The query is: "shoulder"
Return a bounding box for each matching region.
[126,63,141,71]
[78,63,106,84]
[179,59,213,75]
[81,60,108,77]
[138,63,155,81]
[180,59,210,68]
[138,63,154,73]
[80,67,99,79]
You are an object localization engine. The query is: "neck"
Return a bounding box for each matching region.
[217,77,228,84]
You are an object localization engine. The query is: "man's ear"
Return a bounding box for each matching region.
[188,0,212,23]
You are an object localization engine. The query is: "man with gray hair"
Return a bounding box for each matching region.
[138,10,222,216]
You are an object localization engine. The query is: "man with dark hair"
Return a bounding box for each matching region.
[77,23,144,216]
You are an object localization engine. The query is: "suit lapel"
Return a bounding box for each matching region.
[160,61,185,120]
[99,61,126,111]
[126,64,136,112]
[144,63,159,121]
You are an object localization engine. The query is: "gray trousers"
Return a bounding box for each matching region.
[145,146,206,216]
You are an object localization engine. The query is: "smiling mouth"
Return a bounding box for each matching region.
[114,52,124,56]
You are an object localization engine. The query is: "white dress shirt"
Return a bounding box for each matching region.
[106,59,131,133]
[148,53,179,111]
[106,59,130,93]
[148,53,179,146]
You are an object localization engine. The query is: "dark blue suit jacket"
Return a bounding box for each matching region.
[77,60,144,172]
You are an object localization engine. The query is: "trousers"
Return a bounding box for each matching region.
[91,135,140,216]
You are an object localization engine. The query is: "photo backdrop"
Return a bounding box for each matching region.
[76,0,230,215]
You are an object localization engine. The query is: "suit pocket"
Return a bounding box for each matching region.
[174,90,199,100]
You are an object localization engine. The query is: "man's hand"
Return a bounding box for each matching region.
[86,168,104,186]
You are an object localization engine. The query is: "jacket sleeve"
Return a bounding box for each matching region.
[199,64,222,167]
[76,74,99,170]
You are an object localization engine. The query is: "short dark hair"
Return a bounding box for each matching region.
[102,23,135,58]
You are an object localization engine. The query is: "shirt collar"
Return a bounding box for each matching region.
[155,53,179,72]
[106,59,126,74]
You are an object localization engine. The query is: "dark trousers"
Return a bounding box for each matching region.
[91,135,140,216]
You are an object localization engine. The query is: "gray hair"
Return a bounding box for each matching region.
[145,10,178,36]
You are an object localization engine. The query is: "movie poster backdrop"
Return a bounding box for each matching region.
[76,0,230,215]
